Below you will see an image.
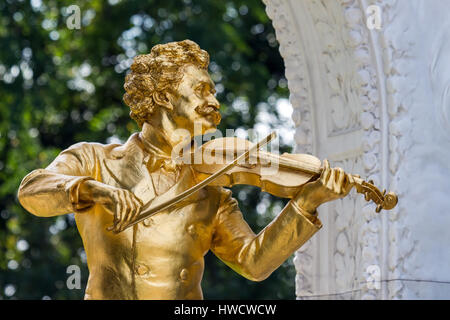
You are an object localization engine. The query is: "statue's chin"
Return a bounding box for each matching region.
[192,111,220,135]
[196,118,217,135]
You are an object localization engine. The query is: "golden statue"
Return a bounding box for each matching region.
[17,40,397,300]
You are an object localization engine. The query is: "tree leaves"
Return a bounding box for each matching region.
[0,0,294,299]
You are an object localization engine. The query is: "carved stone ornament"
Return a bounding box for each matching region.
[265,0,450,299]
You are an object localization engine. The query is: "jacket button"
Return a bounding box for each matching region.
[143,218,153,227]
[187,225,196,236]
[180,268,189,281]
[136,264,149,276]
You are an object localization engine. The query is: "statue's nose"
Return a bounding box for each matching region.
[208,96,220,110]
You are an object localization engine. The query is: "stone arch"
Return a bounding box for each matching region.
[264,0,450,299]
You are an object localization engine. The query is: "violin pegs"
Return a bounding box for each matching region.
[376,204,382,213]
[364,192,370,201]
[382,189,386,196]
[369,179,374,185]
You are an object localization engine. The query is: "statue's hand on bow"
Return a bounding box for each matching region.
[79,180,144,232]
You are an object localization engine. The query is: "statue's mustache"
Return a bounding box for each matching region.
[195,104,221,125]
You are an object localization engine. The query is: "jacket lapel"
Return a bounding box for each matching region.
[144,166,208,213]
[102,133,156,205]
[102,133,208,216]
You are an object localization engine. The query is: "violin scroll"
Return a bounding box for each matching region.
[351,176,398,212]
[379,191,398,212]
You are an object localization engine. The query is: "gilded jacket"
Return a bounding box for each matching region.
[18,133,322,299]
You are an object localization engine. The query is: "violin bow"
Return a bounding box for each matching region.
[117,132,277,232]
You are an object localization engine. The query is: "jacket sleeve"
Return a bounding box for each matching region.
[211,188,322,281]
[18,142,97,217]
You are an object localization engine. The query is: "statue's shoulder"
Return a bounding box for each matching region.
[63,133,141,161]
[62,141,116,156]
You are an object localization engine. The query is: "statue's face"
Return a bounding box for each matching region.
[170,64,220,135]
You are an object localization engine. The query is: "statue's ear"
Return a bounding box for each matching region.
[152,91,173,111]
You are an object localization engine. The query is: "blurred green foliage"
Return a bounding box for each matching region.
[0,0,295,299]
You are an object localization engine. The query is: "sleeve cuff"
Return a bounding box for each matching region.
[64,176,95,213]
[290,200,323,229]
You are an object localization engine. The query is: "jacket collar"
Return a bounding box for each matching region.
[103,133,155,204]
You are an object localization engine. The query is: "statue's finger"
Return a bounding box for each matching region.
[131,193,144,206]
[131,197,142,222]
[124,191,139,230]
[109,193,121,231]
[343,174,355,195]
[326,168,335,190]
[124,191,135,223]
[321,159,331,184]
[115,193,127,232]
[118,191,133,231]
[337,168,345,193]
[322,159,330,172]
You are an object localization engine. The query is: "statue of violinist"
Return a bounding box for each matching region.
[18,40,396,300]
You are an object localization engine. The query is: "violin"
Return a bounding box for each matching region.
[119,132,398,232]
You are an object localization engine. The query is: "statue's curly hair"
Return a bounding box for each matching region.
[123,40,210,127]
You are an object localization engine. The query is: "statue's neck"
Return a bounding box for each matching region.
[138,122,175,158]
[138,116,192,159]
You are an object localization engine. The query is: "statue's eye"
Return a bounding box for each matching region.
[195,86,203,96]
[195,83,216,97]
[195,84,208,96]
